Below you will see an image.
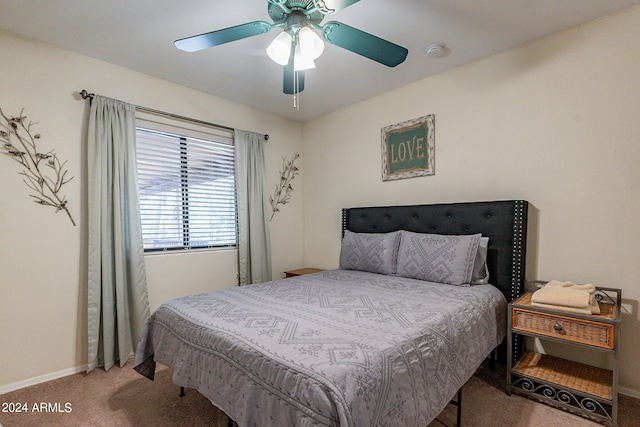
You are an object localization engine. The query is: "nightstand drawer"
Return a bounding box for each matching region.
[512,308,615,349]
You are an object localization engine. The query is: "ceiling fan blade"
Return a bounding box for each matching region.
[283,41,305,94]
[175,21,272,52]
[322,0,361,12]
[322,21,408,67]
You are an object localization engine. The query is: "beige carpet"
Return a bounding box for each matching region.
[1,361,638,427]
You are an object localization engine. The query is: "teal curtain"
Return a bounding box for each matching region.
[87,96,150,372]
[235,130,272,285]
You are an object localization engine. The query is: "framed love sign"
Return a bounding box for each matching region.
[381,114,435,181]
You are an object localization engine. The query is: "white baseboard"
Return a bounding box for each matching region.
[0,365,85,395]
[620,386,640,400]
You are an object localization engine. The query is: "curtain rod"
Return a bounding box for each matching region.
[78,89,269,141]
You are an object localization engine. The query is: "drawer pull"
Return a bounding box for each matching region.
[554,323,563,332]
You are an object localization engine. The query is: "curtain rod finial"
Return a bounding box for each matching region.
[264,134,269,141]
[79,89,94,100]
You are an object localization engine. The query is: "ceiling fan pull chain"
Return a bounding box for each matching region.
[293,70,299,110]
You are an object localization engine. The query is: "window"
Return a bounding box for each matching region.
[135,115,237,252]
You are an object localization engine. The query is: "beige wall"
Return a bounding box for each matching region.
[302,7,640,395]
[0,30,304,390]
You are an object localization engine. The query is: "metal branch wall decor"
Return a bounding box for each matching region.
[1,108,76,226]
[269,152,300,221]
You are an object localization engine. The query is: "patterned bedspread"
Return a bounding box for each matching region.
[134,270,507,426]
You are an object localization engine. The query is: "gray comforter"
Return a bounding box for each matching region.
[134,269,507,426]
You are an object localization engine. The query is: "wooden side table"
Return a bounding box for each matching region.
[507,286,621,426]
[284,268,324,278]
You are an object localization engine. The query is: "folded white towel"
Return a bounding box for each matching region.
[531,301,594,315]
[532,281,600,314]
[545,280,575,288]
[532,287,591,309]
[545,280,596,294]
[571,283,596,293]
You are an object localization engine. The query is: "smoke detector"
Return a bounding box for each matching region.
[425,43,447,58]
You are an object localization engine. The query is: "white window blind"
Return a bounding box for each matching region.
[135,114,236,252]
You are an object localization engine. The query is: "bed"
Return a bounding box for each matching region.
[134,200,529,426]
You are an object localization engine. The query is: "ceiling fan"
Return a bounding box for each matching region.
[174,0,408,97]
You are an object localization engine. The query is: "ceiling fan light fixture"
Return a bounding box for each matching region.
[298,27,324,60]
[267,31,293,65]
[294,43,315,71]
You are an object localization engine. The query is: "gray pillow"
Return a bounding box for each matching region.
[396,231,482,285]
[471,236,490,285]
[339,230,401,275]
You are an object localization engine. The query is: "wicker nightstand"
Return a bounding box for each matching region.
[507,287,622,426]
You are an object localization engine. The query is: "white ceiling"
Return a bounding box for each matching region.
[1,0,639,122]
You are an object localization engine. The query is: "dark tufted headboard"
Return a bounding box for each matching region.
[341,200,528,303]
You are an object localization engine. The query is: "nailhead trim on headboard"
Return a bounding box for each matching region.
[510,200,527,364]
[511,200,526,302]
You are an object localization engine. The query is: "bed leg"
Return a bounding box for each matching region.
[456,388,462,427]
[179,386,185,397]
[490,347,497,371]
[449,388,462,427]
